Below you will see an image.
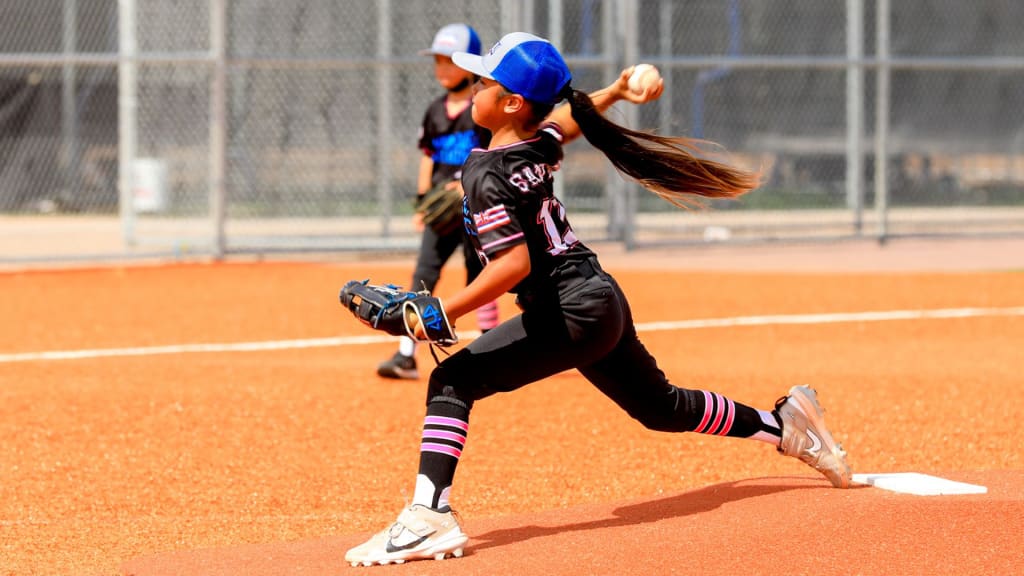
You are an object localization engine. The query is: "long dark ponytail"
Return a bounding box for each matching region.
[563,87,759,207]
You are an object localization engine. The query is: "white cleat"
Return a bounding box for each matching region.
[345,504,468,567]
[775,385,852,488]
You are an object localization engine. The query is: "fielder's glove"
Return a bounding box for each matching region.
[416,179,464,236]
[338,280,458,346]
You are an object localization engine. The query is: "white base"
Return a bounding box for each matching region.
[851,472,987,496]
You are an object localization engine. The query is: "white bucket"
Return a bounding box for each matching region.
[132,157,168,213]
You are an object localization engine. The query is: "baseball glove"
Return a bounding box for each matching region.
[338,280,458,346]
[416,179,464,236]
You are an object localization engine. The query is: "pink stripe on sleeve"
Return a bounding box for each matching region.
[481,232,524,252]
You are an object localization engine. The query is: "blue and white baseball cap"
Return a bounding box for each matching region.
[452,32,571,104]
[419,23,482,57]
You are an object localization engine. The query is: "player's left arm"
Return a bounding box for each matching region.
[546,66,664,144]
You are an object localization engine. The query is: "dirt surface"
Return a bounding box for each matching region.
[588,236,1024,272]
[122,471,1023,576]
[1,238,1022,576]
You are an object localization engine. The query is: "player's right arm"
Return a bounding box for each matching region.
[546,67,664,144]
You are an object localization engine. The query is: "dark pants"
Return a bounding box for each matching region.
[426,258,698,433]
[412,225,483,293]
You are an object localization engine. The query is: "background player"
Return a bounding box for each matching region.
[376,23,499,380]
[346,32,851,567]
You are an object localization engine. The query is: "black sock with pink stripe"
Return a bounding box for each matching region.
[414,400,469,510]
[688,389,781,442]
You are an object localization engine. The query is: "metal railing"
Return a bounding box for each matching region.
[0,0,1022,263]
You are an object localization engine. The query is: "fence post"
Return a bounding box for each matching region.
[846,0,864,234]
[62,0,81,209]
[376,0,394,237]
[500,0,522,30]
[874,0,890,243]
[608,0,638,250]
[657,0,674,142]
[209,0,227,259]
[549,0,567,209]
[117,0,137,247]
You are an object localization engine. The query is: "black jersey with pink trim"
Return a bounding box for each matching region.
[461,123,596,296]
[418,95,491,188]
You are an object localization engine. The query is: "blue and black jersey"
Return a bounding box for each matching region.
[418,95,491,188]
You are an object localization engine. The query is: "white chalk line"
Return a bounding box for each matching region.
[2,306,1023,364]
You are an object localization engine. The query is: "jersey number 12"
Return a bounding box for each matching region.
[537,197,579,256]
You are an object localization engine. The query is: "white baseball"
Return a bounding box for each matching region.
[628,64,660,95]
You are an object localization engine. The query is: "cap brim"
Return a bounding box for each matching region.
[452,52,492,79]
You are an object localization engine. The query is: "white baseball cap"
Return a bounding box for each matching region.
[419,23,482,57]
[452,32,572,104]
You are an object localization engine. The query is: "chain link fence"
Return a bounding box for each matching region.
[1,0,1022,262]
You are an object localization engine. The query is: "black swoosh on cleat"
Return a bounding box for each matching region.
[385,534,429,554]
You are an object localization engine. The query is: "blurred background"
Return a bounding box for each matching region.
[1,0,1022,262]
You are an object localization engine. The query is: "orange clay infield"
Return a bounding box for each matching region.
[1,239,1022,576]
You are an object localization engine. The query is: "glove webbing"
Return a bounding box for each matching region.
[371,283,418,329]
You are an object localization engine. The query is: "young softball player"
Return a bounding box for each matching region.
[376,23,500,379]
[346,32,851,567]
